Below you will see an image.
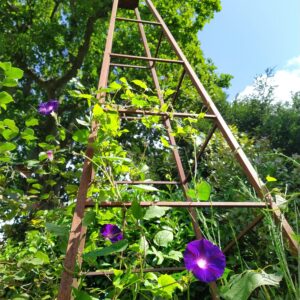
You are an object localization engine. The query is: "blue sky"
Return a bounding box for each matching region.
[198,0,300,101]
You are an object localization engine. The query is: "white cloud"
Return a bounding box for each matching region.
[238,55,300,103]
[286,55,300,68]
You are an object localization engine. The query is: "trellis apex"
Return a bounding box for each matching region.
[118,0,139,9]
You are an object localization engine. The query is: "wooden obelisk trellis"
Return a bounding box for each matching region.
[58,0,299,299]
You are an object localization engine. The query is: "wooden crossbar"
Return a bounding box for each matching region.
[85,200,269,208]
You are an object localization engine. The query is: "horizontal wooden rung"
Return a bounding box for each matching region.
[110,53,184,64]
[85,200,269,208]
[85,267,185,276]
[114,180,180,185]
[104,108,216,119]
[116,17,161,26]
[110,63,149,69]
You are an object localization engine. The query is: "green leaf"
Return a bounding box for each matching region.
[131,95,148,108]
[221,268,233,282]
[38,142,51,149]
[2,129,17,140]
[6,66,24,79]
[46,179,56,186]
[144,206,169,220]
[92,104,104,118]
[157,274,181,297]
[66,184,78,194]
[132,79,147,90]
[0,91,13,109]
[109,81,122,90]
[39,151,48,161]
[131,199,145,220]
[145,272,158,281]
[154,230,173,247]
[26,160,40,167]
[3,118,16,129]
[99,155,131,163]
[45,223,69,237]
[0,62,11,71]
[220,270,282,300]
[0,142,16,152]
[0,63,23,87]
[186,188,197,199]
[40,193,50,200]
[198,112,206,119]
[149,246,164,265]
[196,181,211,201]
[69,90,93,100]
[2,78,18,87]
[131,184,158,192]
[160,136,171,148]
[84,240,128,259]
[83,211,96,226]
[291,233,300,244]
[139,236,149,254]
[175,126,185,135]
[12,294,30,300]
[141,115,160,128]
[59,127,66,141]
[166,250,183,262]
[28,189,40,194]
[73,289,98,300]
[76,118,90,127]
[27,257,44,265]
[164,89,175,97]
[35,251,50,264]
[77,93,92,99]
[119,77,128,85]
[2,119,19,140]
[32,183,43,190]
[25,117,39,127]
[21,128,37,141]
[266,175,277,182]
[72,129,89,144]
[161,103,169,112]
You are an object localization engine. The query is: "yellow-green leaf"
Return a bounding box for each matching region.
[26,118,39,127]
[93,104,104,118]
[266,175,277,182]
[160,136,171,148]
[132,79,147,90]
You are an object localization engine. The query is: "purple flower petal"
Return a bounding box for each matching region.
[38,100,59,115]
[184,239,226,283]
[100,224,123,243]
[46,150,54,161]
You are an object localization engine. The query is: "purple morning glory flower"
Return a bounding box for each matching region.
[183,239,226,283]
[100,224,123,243]
[38,100,59,115]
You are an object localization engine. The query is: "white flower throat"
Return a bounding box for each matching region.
[197,258,207,269]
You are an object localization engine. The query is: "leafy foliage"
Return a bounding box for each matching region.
[220,270,282,300]
[225,71,300,155]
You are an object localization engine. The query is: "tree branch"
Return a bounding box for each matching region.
[48,10,107,94]
[14,5,109,99]
[43,9,108,98]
